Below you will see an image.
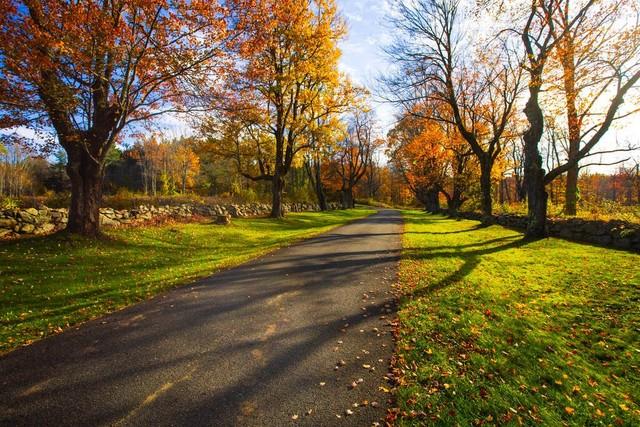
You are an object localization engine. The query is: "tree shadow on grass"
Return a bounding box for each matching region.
[403,234,532,299]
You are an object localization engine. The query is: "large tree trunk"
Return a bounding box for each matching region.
[270,173,284,218]
[525,158,548,237]
[444,185,464,216]
[313,161,328,211]
[564,164,579,215]
[561,34,580,216]
[315,180,328,211]
[479,158,493,219]
[416,187,440,213]
[523,83,548,238]
[65,148,104,237]
[341,187,354,209]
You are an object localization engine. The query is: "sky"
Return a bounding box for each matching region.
[4,0,638,173]
[337,0,397,132]
[335,0,639,173]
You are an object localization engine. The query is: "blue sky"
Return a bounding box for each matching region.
[335,0,639,171]
[337,0,397,132]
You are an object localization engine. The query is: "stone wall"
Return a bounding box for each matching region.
[458,211,640,251]
[0,202,341,239]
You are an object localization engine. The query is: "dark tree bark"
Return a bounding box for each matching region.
[479,157,493,219]
[416,187,441,213]
[65,147,105,236]
[341,187,355,209]
[304,154,328,211]
[522,66,548,237]
[560,35,581,216]
[564,163,579,214]
[270,173,285,218]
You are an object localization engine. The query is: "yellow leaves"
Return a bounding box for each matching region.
[619,404,629,411]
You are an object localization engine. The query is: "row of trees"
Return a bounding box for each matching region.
[1,0,369,235]
[383,0,640,237]
[131,137,200,196]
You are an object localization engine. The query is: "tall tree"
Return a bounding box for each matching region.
[0,0,234,235]
[303,80,360,210]
[383,0,522,220]
[335,108,378,209]
[388,110,473,213]
[518,0,640,236]
[223,0,346,218]
[546,0,640,215]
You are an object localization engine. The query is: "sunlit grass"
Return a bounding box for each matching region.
[0,208,374,353]
[395,211,639,425]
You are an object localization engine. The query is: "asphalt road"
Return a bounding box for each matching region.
[0,209,403,427]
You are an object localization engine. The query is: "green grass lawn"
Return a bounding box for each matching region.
[394,211,639,426]
[0,208,374,353]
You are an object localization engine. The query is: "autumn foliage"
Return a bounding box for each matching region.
[0,0,233,235]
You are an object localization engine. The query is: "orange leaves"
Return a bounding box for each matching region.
[388,113,453,191]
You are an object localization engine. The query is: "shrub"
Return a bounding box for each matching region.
[0,196,20,210]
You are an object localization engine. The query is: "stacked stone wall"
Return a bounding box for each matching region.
[457,211,640,251]
[0,202,342,239]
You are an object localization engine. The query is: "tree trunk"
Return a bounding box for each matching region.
[416,187,440,213]
[479,158,493,219]
[560,33,580,216]
[525,159,548,237]
[313,161,328,211]
[523,84,548,238]
[315,180,328,211]
[448,188,463,216]
[425,189,440,213]
[341,188,354,210]
[270,173,284,218]
[564,164,579,215]
[65,148,104,237]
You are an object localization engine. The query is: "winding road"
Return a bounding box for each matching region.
[0,209,403,426]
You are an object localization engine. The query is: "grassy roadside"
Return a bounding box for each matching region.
[393,211,639,426]
[0,208,375,353]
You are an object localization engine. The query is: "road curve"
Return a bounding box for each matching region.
[0,209,403,427]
